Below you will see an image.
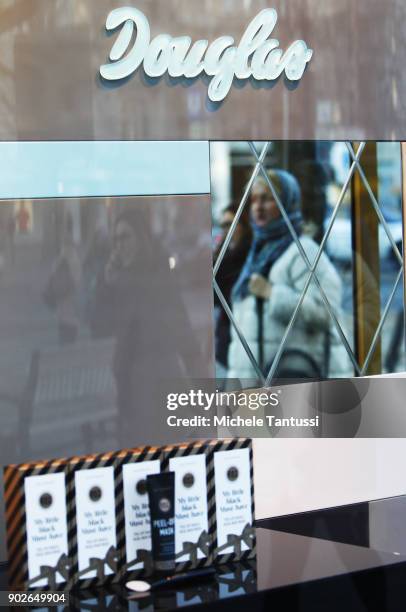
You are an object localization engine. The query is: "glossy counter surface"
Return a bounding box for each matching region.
[1,522,405,611]
[264,494,406,556]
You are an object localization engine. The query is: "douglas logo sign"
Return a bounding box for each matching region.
[100,7,313,102]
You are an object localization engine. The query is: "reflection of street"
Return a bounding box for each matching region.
[0,219,213,462]
[339,257,404,373]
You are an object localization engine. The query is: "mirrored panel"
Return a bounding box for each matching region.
[211,141,405,386]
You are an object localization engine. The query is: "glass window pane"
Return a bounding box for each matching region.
[0,195,214,461]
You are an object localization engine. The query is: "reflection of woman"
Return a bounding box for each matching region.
[87,208,199,446]
[228,170,351,382]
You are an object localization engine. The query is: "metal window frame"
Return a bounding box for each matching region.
[401,143,406,366]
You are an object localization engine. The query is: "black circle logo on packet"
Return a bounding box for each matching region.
[227,466,239,482]
[159,498,171,513]
[183,472,195,488]
[39,492,53,509]
[136,479,147,496]
[89,486,103,502]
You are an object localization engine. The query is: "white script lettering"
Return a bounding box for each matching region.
[100,8,313,101]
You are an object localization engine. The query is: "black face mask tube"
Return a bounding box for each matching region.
[146,472,175,573]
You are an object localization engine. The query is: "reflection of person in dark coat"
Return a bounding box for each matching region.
[213,204,251,370]
[87,208,201,447]
[44,212,82,345]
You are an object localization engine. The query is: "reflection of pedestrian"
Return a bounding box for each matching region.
[83,225,111,320]
[86,208,200,446]
[213,203,251,369]
[228,170,350,382]
[16,202,30,234]
[294,160,332,244]
[43,213,82,344]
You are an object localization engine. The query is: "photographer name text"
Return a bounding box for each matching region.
[167,415,319,428]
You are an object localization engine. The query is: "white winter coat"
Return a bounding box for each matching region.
[227,235,352,380]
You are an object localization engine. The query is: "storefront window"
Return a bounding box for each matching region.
[0,142,213,464]
[211,141,405,386]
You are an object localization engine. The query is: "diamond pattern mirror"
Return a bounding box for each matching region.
[211,141,405,388]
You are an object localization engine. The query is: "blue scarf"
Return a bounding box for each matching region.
[232,170,302,301]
